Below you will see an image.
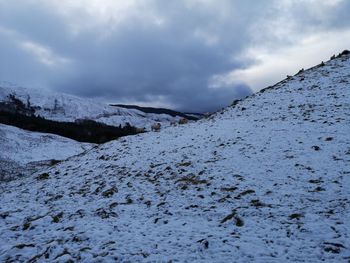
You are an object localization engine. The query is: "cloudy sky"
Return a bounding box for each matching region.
[0,0,349,112]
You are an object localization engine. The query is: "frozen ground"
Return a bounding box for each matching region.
[0,124,94,181]
[0,124,93,165]
[0,54,349,262]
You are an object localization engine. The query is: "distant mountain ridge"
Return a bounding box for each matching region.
[0,83,200,142]
[111,104,200,120]
[0,82,196,129]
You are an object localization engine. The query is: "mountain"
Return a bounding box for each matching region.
[112,104,201,120]
[0,51,349,262]
[0,83,195,130]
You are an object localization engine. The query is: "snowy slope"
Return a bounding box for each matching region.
[0,124,94,181]
[0,53,349,262]
[0,83,188,129]
[0,124,93,165]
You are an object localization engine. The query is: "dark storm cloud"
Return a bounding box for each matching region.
[0,0,350,112]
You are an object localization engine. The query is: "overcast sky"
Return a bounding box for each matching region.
[1,0,350,112]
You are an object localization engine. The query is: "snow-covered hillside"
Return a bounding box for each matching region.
[0,83,190,129]
[0,124,94,181]
[0,52,349,262]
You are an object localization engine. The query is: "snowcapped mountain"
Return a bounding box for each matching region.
[0,51,349,262]
[0,82,195,129]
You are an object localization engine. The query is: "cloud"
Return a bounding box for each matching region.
[20,41,71,67]
[216,29,350,91]
[0,0,349,112]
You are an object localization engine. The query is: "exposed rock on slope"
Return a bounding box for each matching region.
[0,53,349,262]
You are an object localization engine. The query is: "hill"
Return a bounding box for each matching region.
[0,83,195,130]
[0,52,349,262]
[0,123,94,181]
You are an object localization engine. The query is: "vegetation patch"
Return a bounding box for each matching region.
[220,187,238,192]
[176,161,192,167]
[250,199,266,208]
[0,108,140,144]
[310,186,326,192]
[36,173,50,180]
[52,212,64,223]
[235,189,255,199]
[221,210,244,227]
[102,187,118,198]
[289,213,303,220]
[176,176,208,185]
[14,244,35,249]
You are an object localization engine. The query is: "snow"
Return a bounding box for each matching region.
[0,124,93,165]
[0,123,94,181]
[0,82,184,129]
[0,54,349,262]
